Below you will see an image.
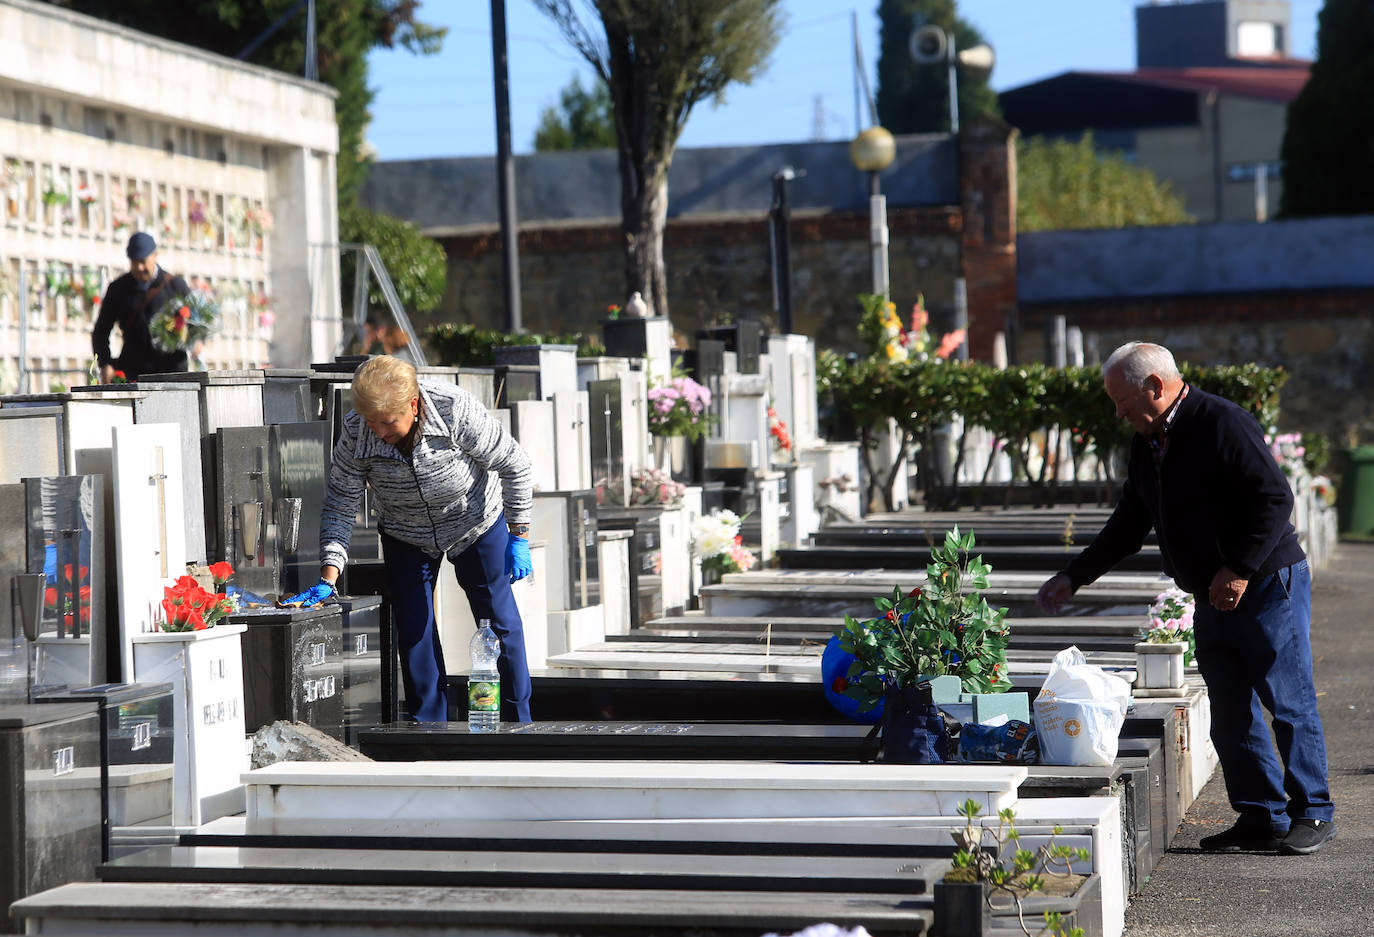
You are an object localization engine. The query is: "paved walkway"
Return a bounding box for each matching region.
[1123,541,1374,936]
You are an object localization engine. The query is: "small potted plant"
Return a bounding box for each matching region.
[936,798,1090,937]
[1134,587,1194,692]
[835,528,1011,762]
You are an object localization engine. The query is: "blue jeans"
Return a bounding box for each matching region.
[380,517,532,723]
[1193,560,1333,831]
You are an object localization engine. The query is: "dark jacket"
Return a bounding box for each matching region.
[1063,386,1304,595]
[91,269,192,379]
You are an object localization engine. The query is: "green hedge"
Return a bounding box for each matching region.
[427,323,605,366]
[817,355,1289,509]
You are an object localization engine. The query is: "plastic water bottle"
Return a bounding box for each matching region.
[467,620,501,731]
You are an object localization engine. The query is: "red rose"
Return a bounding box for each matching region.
[831,675,848,693]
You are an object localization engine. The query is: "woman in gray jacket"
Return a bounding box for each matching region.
[283,355,534,722]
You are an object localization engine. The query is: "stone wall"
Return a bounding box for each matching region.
[1018,293,1374,449]
[427,208,966,349]
[419,119,1020,357]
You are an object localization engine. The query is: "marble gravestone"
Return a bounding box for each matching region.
[0,702,102,934]
[0,484,33,699]
[269,422,331,596]
[216,426,278,598]
[24,476,106,690]
[551,390,591,492]
[123,383,208,564]
[766,334,820,452]
[494,344,579,400]
[0,407,64,484]
[509,399,557,493]
[588,379,629,506]
[110,423,188,684]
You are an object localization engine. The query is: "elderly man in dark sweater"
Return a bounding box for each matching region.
[1037,341,1334,855]
[92,232,192,381]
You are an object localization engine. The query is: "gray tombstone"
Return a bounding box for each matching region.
[493,344,579,399]
[588,379,628,506]
[0,407,64,484]
[24,477,105,689]
[456,369,495,410]
[270,422,331,596]
[216,427,278,597]
[0,485,32,700]
[262,369,317,424]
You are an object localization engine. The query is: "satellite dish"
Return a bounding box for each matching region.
[909,25,947,64]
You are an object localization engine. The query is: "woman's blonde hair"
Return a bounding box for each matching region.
[353,355,419,418]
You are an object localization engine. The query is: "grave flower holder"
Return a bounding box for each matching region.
[1133,640,1188,692]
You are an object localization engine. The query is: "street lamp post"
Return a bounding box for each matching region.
[849,126,897,299]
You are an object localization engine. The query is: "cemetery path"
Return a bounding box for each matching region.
[1122,541,1374,936]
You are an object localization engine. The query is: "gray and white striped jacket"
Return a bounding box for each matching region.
[319,380,532,568]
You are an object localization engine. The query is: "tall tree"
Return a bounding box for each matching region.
[534,74,617,151]
[532,0,783,322]
[1018,134,1193,231]
[1278,0,1374,217]
[875,0,999,134]
[41,0,444,205]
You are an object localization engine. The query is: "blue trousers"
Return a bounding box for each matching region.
[380,518,532,723]
[1193,560,1333,831]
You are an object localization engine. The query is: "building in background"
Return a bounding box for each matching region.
[0,0,342,392]
[1000,0,1307,223]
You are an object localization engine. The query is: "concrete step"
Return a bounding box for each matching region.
[100,843,943,894]
[811,526,1156,547]
[11,881,937,936]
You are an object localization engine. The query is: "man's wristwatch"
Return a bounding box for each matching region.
[507,523,530,538]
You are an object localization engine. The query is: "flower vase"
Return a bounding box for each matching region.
[1133,641,1188,692]
[652,435,672,476]
[879,683,949,764]
[933,879,990,937]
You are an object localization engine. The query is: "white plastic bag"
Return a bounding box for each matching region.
[1033,645,1132,766]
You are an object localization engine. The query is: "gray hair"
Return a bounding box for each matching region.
[1102,342,1181,388]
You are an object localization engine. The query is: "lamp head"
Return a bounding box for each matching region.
[849,126,896,173]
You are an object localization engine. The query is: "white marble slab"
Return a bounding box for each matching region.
[596,531,632,637]
[546,605,606,657]
[112,423,188,682]
[552,390,591,491]
[510,399,557,493]
[242,760,1026,832]
[717,569,1170,592]
[544,647,820,676]
[130,625,248,828]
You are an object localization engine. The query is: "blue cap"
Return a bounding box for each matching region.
[126,232,157,260]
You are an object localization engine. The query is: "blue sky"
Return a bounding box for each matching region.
[365,0,1323,161]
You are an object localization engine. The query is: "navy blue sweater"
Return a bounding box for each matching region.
[1063,386,1304,595]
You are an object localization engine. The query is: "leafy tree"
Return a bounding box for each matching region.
[1279,0,1374,217]
[875,0,999,134]
[339,203,447,315]
[1018,134,1193,231]
[534,74,617,151]
[532,0,783,323]
[41,0,444,205]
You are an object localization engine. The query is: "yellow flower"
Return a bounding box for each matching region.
[885,341,908,362]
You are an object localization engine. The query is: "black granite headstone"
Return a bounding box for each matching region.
[269,422,331,596]
[216,427,278,597]
[492,365,540,409]
[228,605,345,740]
[587,380,625,504]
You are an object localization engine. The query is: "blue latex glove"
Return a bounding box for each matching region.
[505,536,532,583]
[277,578,336,608]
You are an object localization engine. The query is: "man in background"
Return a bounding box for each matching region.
[92,232,191,381]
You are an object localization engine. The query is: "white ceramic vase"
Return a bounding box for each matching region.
[1134,640,1188,691]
